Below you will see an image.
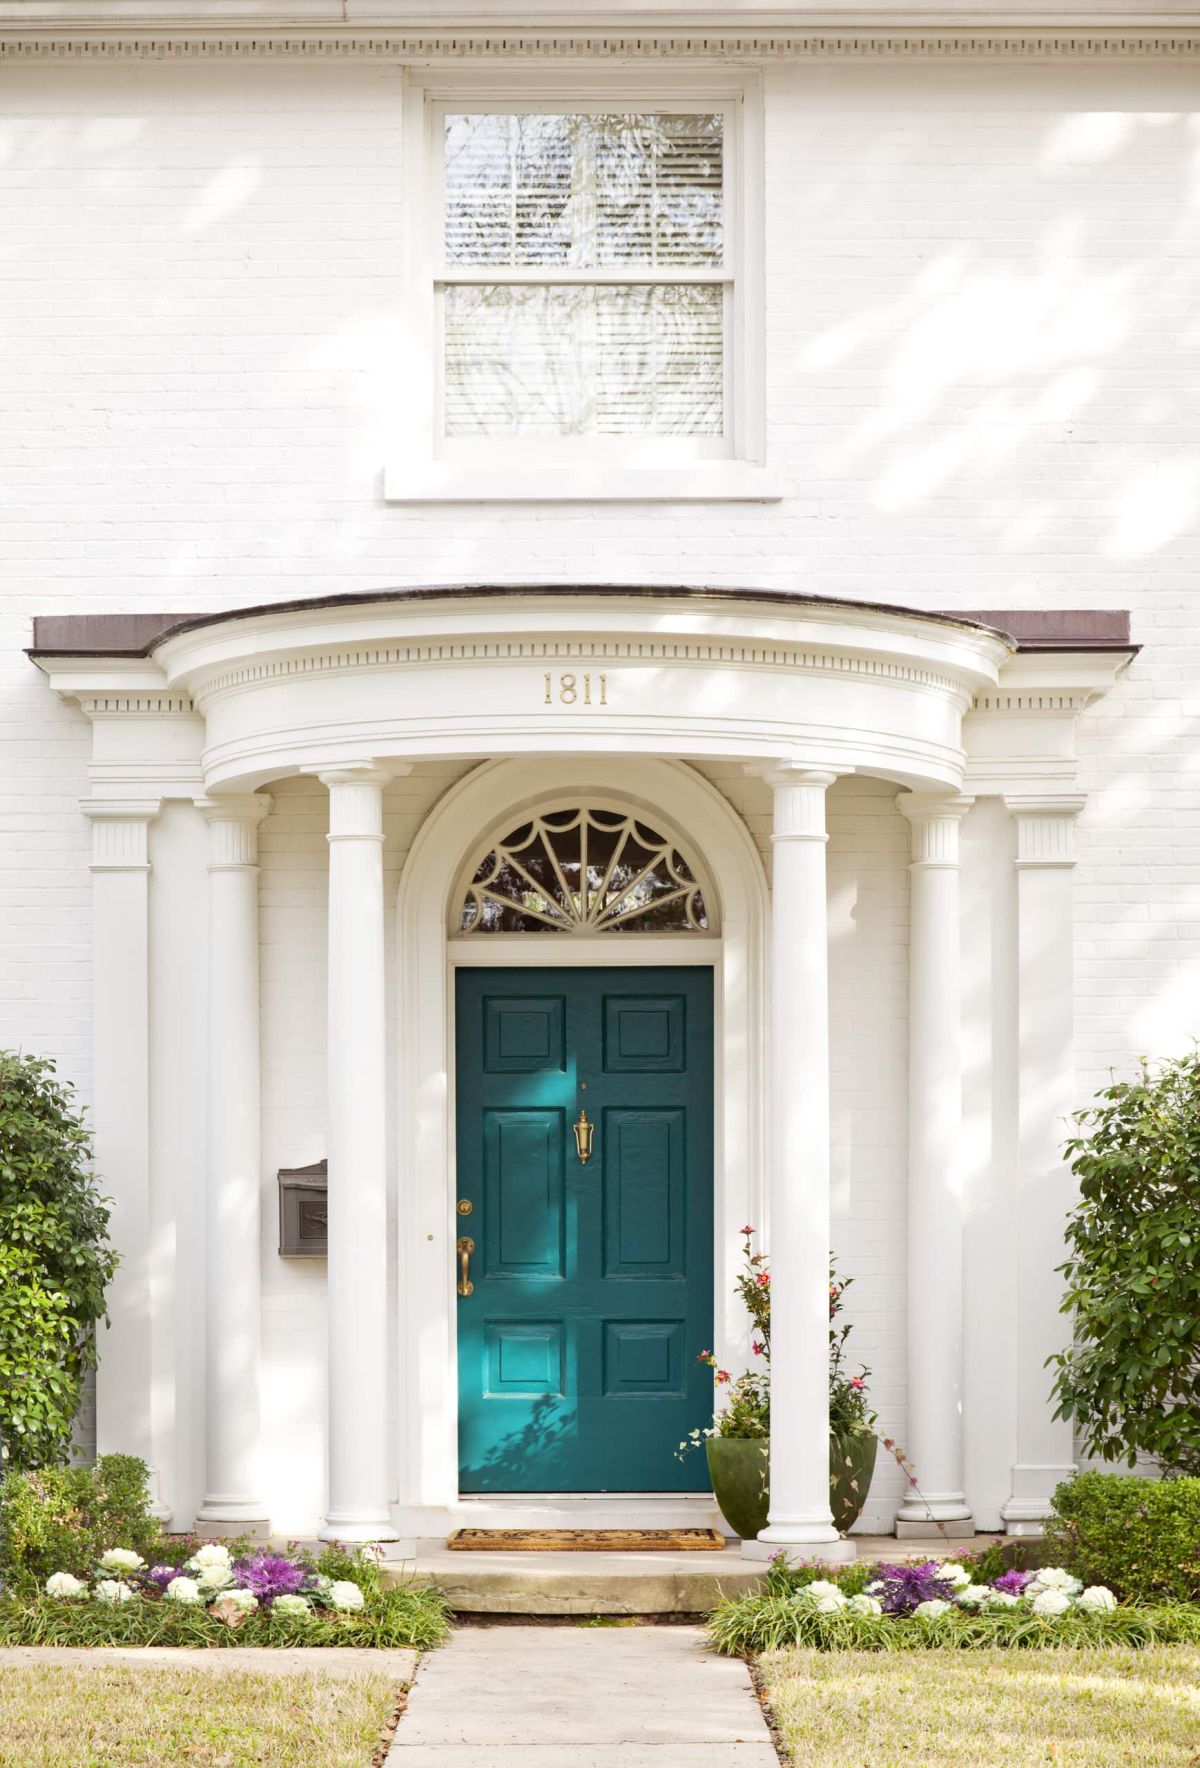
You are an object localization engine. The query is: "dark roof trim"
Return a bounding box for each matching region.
[26,588,1132,660]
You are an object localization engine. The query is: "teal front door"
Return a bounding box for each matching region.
[455,966,714,1493]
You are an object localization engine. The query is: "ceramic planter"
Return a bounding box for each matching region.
[706,1430,878,1541]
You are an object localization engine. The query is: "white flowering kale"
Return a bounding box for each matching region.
[196,1563,236,1592]
[933,1562,972,1591]
[1076,1585,1117,1613]
[846,1593,883,1616]
[94,1579,134,1604]
[219,1588,258,1613]
[165,1575,202,1605]
[955,1584,993,1609]
[1031,1588,1074,1617]
[272,1593,313,1617]
[188,1543,233,1571]
[913,1599,952,1619]
[97,1548,145,1574]
[1027,1567,1082,1598]
[44,1572,87,1598]
[328,1579,366,1612]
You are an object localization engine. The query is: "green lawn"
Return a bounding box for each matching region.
[759,1645,1200,1768]
[0,1664,403,1768]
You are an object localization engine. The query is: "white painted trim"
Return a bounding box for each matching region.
[383,462,786,501]
[393,755,767,1534]
[390,70,770,499]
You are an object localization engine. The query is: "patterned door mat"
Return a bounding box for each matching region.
[446,1527,727,1552]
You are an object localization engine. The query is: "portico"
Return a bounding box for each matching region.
[31,588,1131,1556]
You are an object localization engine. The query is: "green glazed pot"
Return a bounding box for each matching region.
[830,1429,878,1534]
[705,1436,771,1541]
[705,1430,878,1541]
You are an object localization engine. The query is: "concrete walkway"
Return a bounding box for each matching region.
[385,1623,777,1766]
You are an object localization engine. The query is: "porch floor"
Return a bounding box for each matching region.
[383,1534,1006,1615]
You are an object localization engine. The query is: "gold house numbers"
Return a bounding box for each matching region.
[543,671,608,707]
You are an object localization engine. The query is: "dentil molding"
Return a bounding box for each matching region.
[1,28,1198,57]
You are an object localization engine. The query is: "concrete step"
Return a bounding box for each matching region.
[381,1534,1004,1615]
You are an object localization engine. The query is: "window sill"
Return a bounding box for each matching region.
[383,462,786,503]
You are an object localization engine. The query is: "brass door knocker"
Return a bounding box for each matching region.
[573,1109,594,1165]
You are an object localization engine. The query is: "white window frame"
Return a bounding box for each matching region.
[386,68,780,504]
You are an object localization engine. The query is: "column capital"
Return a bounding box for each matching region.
[81,798,161,872]
[896,791,975,867]
[1004,793,1086,868]
[748,764,845,844]
[314,760,406,790]
[196,794,273,870]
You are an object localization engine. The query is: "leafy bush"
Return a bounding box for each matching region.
[1050,1053,1200,1476]
[1045,1472,1200,1604]
[0,1455,163,1595]
[0,1051,118,1469]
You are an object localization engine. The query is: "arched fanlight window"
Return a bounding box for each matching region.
[458,805,714,935]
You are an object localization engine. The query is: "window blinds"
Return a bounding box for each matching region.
[442,112,726,440]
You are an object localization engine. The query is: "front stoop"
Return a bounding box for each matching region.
[384,1543,765,1615]
[381,1534,1005,1615]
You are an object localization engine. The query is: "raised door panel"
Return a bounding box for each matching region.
[602,1108,684,1278]
[482,1109,564,1280]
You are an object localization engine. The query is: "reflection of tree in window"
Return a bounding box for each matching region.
[459,807,712,934]
[442,112,725,440]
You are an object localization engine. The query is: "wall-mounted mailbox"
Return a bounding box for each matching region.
[278,1159,327,1257]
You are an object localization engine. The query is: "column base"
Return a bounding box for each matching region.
[895,1517,975,1540]
[196,1498,270,1540]
[319,1511,405,1548]
[742,1535,858,1565]
[1000,1463,1075,1536]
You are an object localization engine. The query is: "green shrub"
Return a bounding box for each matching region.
[0,1455,163,1595]
[1050,1053,1200,1476]
[1045,1472,1200,1604]
[0,1051,118,1471]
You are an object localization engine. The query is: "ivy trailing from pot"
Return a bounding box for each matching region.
[678,1229,879,1538]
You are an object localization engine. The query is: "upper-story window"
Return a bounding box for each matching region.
[440,111,727,451]
[388,79,772,502]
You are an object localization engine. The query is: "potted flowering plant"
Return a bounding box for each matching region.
[681,1230,878,1540]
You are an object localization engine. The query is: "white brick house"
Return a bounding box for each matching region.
[1,3,1194,1554]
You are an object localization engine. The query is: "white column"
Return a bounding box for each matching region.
[895,793,974,1537]
[319,763,399,1542]
[746,765,854,1564]
[1001,794,1085,1534]
[82,800,169,1518]
[196,795,271,1532]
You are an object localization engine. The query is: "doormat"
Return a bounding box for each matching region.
[446,1528,726,1552]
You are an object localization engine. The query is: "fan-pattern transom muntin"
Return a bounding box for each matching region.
[459,806,712,934]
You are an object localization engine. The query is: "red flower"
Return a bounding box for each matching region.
[850,1376,864,1389]
[740,1225,755,1237]
[756,1272,770,1287]
[752,1342,764,1356]
[716,1370,731,1385]
[697,1350,711,1361]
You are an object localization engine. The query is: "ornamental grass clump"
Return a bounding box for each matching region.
[707,1554,1198,1655]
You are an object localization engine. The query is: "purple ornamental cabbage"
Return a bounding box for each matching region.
[145,1565,178,1591]
[871,1561,959,1617]
[233,1552,312,1604]
[991,1568,1035,1597]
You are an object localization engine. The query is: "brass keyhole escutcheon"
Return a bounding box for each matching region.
[457,1199,473,1216]
[456,1237,475,1296]
[573,1109,594,1165]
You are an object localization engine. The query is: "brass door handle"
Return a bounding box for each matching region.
[456,1236,475,1296]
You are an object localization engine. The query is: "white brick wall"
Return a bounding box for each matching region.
[3,48,1198,1522]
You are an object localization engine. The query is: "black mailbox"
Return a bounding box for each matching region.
[278,1159,328,1257]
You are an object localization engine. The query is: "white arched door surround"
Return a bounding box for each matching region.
[393,755,769,1533]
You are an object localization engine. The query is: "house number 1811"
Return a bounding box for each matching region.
[544,672,608,706]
